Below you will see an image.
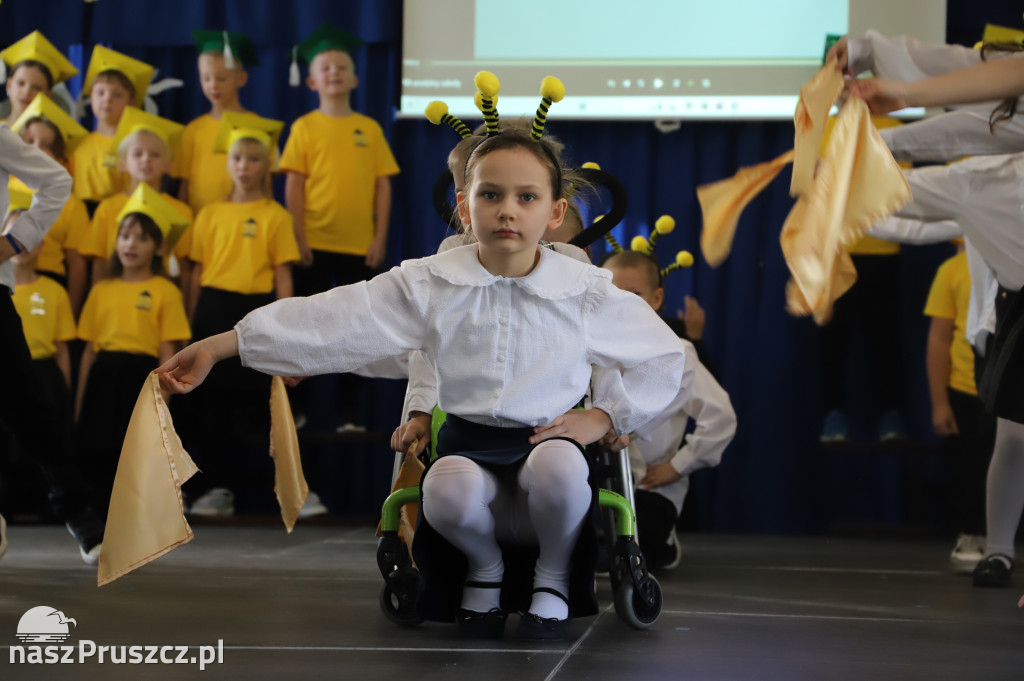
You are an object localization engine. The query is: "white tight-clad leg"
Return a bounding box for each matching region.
[517,440,592,620]
[985,418,1024,560]
[421,456,503,612]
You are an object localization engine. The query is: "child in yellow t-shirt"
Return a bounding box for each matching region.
[924,243,997,574]
[280,23,399,293]
[1,31,78,124]
[76,108,194,294]
[76,185,191,519]
[11,94,92,314]
[184,113,299,517]
[71,46,154,211]
[175,30,258,214]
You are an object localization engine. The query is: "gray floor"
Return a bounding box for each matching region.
[1,524,1022,680]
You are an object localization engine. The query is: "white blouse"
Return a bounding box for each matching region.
[236,244,687,434]
[0,123,73,293]
[629,340,737,514]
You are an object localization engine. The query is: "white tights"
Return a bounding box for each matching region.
[421,440,591,620]
[985,418,1024,559]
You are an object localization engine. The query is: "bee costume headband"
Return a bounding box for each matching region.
[606,215,694,279]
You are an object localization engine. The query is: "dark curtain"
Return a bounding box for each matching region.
[0,0,1000,532]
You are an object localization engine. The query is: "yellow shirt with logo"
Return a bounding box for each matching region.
[77,190,194,263]
[71,131,125,202]
[8,177,91,277]
[12,276,76,359]
[77,276,191,356]
[924,251,976,395]
[190,198,300,294]
[279,111,399,255]
[174,114,235,214]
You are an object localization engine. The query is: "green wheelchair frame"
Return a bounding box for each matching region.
[376,406,663,630]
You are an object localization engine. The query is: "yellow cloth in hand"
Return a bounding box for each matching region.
[98,374,198,586]
[698,149,795,267]
[269,376,308,533]
[781,98,911,325]
[790,61,844,197]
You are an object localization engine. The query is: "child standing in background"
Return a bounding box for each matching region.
[176,30,259,214]
[71,46,153,213]
[184,113,298,517]
[280,23,399,430]
[75,184,191,520]
[0,31,78,124]
[76,108,193,288]
[10,94,91,314]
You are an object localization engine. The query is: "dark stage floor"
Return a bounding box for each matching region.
[1,525,1021,680]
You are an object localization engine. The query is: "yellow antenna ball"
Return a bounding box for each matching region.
[474,71,500,97]
[474,91,497,112]
[631,235,650,253]
[540,76,566,102]
[581,161,601,170]
[424,101,448,125]
[676,251,694,267]
[654,215,676,235]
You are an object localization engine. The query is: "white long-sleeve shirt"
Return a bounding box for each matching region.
[871,216,998,352]
[895,157,1024,291]
[846,30,1024,162]
[0,123,73,294]
[236,244,687,435]
[628,339,736,514]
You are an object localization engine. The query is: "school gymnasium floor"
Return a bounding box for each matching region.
[1,524,1021,680]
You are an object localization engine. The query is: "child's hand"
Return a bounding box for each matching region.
[932,403,959,436]
[848,78,907,115]
[282,376,307,387]
[391,411,431,457]
[365,239,387,270]
[530,408,612,446]
[825,36,849,73]
[299,243,314,267]
[155,339,219,394]
[598,429,630,452]
[639,463,682,490]
[679,296,706,340]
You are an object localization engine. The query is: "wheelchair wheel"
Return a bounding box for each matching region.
[613,574,662,629]
[379,583,424,627]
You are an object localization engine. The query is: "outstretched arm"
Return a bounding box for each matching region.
[156,330,239,394]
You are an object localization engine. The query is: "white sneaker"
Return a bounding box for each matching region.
[188,488,235,517]
[0,514,7,561]
[297,491,328,518]
[336,423,366,434]
[663,527,682,570]
[951,534,985,574]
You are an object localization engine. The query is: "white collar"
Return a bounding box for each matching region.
[421,244,605,300]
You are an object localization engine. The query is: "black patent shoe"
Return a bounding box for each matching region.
[515,588,571,642]
[972,554,1013,588]
[456,607,507,639]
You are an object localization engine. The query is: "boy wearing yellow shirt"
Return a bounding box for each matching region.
[71,46,154,213]
[924,244,997,574]
[175,30,258,214]
[281,23,399,293]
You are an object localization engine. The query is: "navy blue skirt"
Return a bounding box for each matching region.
[411,415,600,622]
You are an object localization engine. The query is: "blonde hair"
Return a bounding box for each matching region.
[118,128,172,169]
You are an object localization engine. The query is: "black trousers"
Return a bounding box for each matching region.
[0,293,88,520]
[634,489,680,567]
[945,387,997,536]
[820,254,902,412]
[292,250,376,424]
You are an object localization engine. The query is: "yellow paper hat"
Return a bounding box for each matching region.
[115,183,190,254]
[105,106,184,165]
[212,111,284,153]
[6,184,34,214]
[83,45,154,107]
[11,93,89,156]
[0,31,78,86]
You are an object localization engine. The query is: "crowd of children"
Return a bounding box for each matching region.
[2,18,1022,642]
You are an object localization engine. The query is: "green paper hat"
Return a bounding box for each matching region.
[191,29,260,67]
[295,23,364,63]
